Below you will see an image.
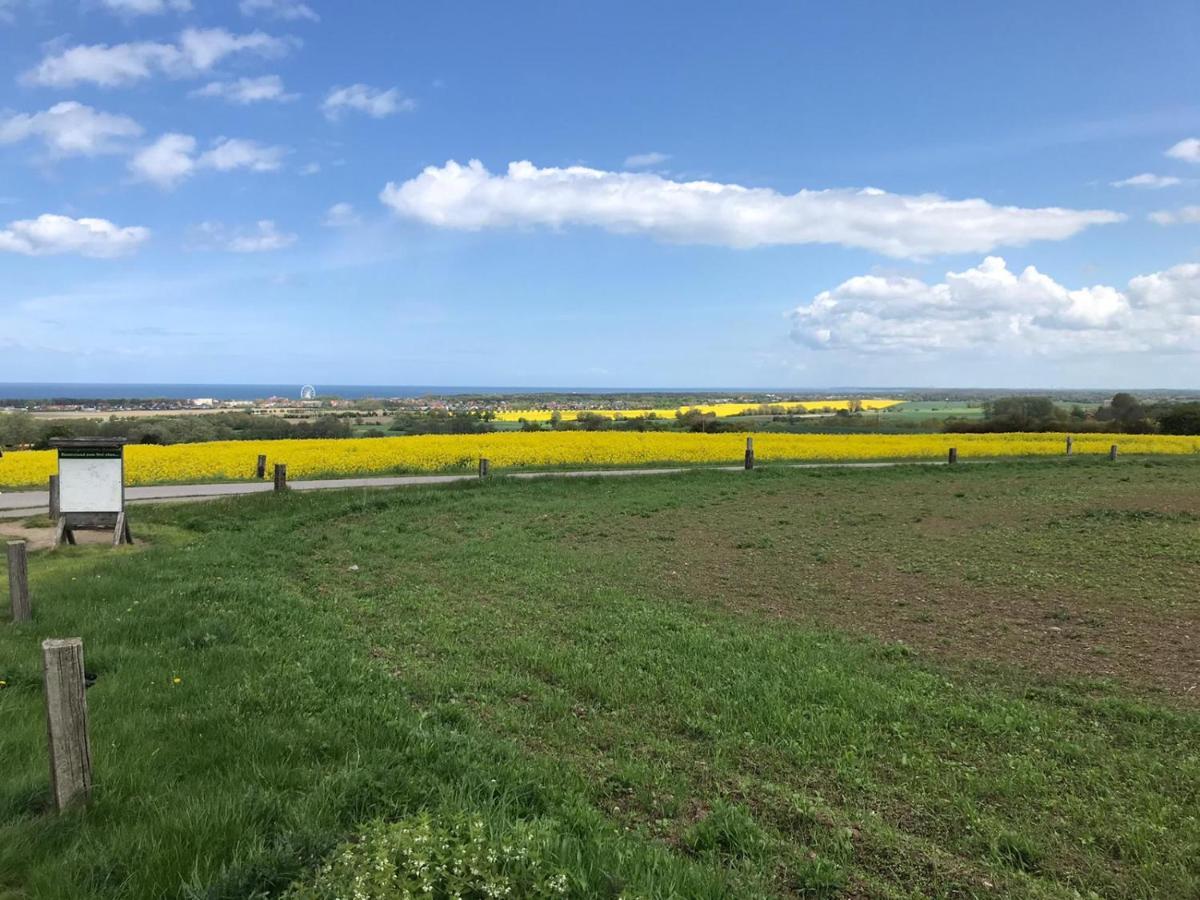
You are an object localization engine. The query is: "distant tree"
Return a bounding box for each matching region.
[1158,402,1200,435]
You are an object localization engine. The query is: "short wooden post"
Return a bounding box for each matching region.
[273,463,288,492]
[48,474,60,521]
[1065,435,1073,456]
[948,447,958,465]
[744,437,755,470]
[7,541,31,623]
[42,637,93,811]
[1109,444,1118,461]
[255,454,267,479]
[479,458,490,478]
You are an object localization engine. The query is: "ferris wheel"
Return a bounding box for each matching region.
[300,385,317,400]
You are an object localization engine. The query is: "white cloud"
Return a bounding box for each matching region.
[100,0,191,15]
[128,132,196,187]
[0,101,142,156]
[322,84,414,121]
[239,0,318,21]
[790,256,1200,356]
[0,213,149,257]
[1166,137,1200,164]
[1149,206,1200,226]
[23,28,295,88]
[624,151,670,168]
[190,74,297,103]
[380,159,1122,259]
[199,136,285,171]
[298,161,320,175]
[322,202,359,227]
[1110,172,1182,189]
[191,219,297,252]
[129,133,286,188]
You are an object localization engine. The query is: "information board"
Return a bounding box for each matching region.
[58,446,124,514]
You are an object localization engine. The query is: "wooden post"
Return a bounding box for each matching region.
[7,541,31,623]
[744,437,755,470]
[42,637,93,811]
[1065,435,1073,456]
[479,458,490,478]
[255,454,267,479]
[48,474,60,521]
[948,447,958,465]
[1109,444,1118,461]
[273,463,288,492]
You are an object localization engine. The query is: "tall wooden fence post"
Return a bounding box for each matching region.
[948,447,958,465]
[1065,435,1073,456]
[479,458,490,478]
[48,474,60,521]
[1109,444,1118,461]
[273,463,288,492]
[42,637,93,811]
[7,541,31,623]
[744,437,755,470]
[255,454,267,479]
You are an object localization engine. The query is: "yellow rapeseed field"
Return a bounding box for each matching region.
[493,399,900,422]
[1,432,1197,488]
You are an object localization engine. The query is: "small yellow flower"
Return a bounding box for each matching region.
[172,676,182,685]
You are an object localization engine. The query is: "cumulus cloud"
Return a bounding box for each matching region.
[322,84,414,120]
[191,219,297,252]
[790,256,1200,356]
[1166,138,1200,164]
[23,28,295,88]
[240,0,318,21]
[0,213,149,257]
[1110,172,1182,189]
[322,202,359,227]
[190,74,297,103]
[100,0,191,15]
[380,159,1122,259]
[129,133,286,188]
[1149,206,1200,226]
[0,101,142,156]
[624,151,670,168]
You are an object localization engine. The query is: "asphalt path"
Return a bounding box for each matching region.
[0,460,939,519]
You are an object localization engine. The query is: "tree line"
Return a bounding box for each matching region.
[945,394,1200,435]
[0,411,353,449]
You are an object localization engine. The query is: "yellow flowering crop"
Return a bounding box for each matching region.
[1,431,1196,488]
[493,398,899,422]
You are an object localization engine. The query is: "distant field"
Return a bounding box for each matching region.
[2,431,1198,488]
[2,461,1197,897]
[493,399,902,422]
[878,400,985,420]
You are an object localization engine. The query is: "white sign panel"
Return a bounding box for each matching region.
[59,449,124,514]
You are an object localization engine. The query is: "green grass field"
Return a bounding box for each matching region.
[2,461,1198,898]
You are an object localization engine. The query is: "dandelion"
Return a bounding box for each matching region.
[172,676,182,685]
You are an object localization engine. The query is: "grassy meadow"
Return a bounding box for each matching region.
[1,460,1198,897]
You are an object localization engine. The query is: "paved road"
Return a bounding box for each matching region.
[0,460,939,520]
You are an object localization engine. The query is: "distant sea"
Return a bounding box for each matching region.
[0,383,828,402]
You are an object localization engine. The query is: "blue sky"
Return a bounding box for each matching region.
[1,0,1199,389]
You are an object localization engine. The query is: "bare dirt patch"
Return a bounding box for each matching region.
[606,469,1200,705]
[0,521,130,552]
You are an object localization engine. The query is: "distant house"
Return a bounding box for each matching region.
[191,398,216,407]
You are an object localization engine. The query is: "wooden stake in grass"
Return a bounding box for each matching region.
[479,458,490,478]
[1109,444,1119,461]
[744,437,755,470]
[1066,435,1073,456]
[7,540,30,623]
[948,447,958,465]
[274,463,288,492]
[255,455,267,480]
[48,474,60,521]
[42,637,92,811]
